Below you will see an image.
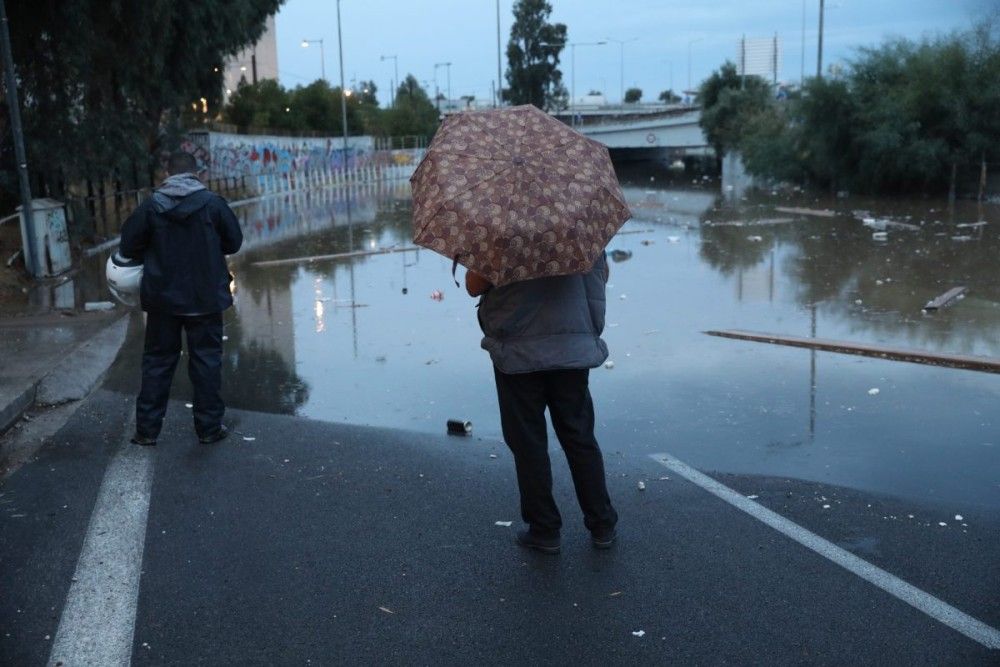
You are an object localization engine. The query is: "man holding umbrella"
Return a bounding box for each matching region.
[411,105,628,554]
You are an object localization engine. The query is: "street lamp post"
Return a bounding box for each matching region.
[434,62,451,112]
[539,40,606,125]
[301,38,326,82]
[816,0,825,78]
[0,0,36,275]
[380,54,398,106]
[335,1,348,172]
[606,37,638,104]
[687,37,704,98]
[496,0,503,107]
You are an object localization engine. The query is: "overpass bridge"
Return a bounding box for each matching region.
[553,105,710,159]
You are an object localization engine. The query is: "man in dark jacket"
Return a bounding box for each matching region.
[466,254,618,555]
[120,150,243,446]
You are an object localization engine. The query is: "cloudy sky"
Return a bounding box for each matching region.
[273,0,995,105]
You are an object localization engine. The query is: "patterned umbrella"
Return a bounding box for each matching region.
[410,104,631,287]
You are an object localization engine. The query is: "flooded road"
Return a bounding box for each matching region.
[138,172,1000,510]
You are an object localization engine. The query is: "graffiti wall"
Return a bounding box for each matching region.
[183,132,378,178]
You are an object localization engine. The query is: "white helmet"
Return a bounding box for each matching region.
[106,251,143,307]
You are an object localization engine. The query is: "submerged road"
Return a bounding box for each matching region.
[1,363,997,664]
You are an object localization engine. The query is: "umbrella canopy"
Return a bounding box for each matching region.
[410,104,631,287]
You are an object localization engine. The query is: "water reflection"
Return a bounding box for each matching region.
[219,176,998,509]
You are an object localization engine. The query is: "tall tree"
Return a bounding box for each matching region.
[379,75,439,139]
[504,0,567,109]
[1,1,283,200]
[698,62,773,166]
[624,87,642,103]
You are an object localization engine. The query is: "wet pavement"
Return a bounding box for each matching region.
[174,172,1000,513]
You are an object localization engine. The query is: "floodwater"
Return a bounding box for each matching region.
[64,168,1000,510]
[210,169,999,511]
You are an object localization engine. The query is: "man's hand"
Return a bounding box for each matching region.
[465,270,492,297]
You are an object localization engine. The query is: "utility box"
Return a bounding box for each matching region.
[18,198,71,277]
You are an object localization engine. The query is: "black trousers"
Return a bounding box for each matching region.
[136,311,225,439]
[493,367,618,538]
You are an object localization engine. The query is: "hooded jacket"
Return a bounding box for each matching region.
[477,253,609,374]
[120,174,243,314]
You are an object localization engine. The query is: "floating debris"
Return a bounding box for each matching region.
[495,521,512,527]
[868,388,880,396]
[604,360,615,369]
[637,481,646,491]
[378,606,395,614]
[747,494,759,500]
[955,514,964,521]
[631,630,646,638]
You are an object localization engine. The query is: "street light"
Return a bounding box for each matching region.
[301,38,326,82]
[335,2,348,171]
[380,54,399,106]
[541,40,607,126]
[605,37,638,104]
[434,61,451,112]
[687,37,704,97]
[817,0,825,78]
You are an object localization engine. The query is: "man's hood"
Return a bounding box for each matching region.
[152,173,211,221]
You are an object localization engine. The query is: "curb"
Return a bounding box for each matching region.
[0,314,130,435]
[0,379,38,435]
[36,315,130,406]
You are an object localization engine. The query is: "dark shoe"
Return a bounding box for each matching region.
[130,433,157,446]
[516,529,561,555]
[198,425,229,444]
[591,527,617,550]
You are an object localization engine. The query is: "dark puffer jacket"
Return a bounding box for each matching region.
[477,253,609,374]
[120,175,243,314]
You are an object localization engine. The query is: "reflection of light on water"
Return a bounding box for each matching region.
[314,299,325,333]
[313,277,326,333]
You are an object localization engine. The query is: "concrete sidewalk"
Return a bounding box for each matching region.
[0,309,130,472]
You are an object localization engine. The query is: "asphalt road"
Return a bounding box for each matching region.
[1,380,998,665]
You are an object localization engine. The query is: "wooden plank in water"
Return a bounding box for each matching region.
[704,329,1000,374]
[923,286,968,312]
[252,245,421,267]
[774,206,837,218]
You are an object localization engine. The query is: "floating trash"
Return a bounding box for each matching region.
[868,388,880,396]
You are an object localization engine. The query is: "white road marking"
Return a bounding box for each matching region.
[650,453,1000,650]
[49,431,155,666]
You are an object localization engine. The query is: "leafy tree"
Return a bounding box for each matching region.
[224,79,293,131]
[658,89,681,103]
[698,62,774,167]
[504,0,567,109]
[624,87,642,103]
[379,75,439,139]
[1,0,283,202]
